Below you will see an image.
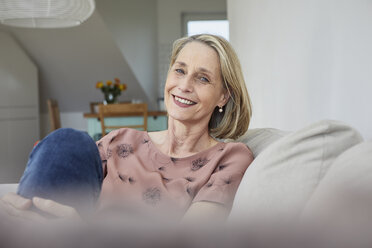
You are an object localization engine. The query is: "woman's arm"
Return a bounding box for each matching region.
[182,144,253,224]
[182,201,230,224]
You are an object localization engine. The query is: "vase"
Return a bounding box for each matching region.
[104,92,118,104]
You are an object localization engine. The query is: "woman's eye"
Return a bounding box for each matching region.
[200,77,210,83]
[175,68,184,74]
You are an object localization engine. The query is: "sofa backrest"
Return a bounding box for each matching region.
[230,119,363,224]
[236,128,290,158]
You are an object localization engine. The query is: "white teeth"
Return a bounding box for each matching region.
[175,96,194,105]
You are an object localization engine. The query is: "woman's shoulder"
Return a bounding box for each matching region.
[97,128,148,144]
[222,141,254,160]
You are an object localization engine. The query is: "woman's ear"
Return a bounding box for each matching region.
[219,90,230,107]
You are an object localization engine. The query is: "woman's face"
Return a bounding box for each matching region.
[164,41,227,126]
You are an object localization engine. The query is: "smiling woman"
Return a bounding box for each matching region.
[0,34,254,225]
[165,41,226,129]
[167,34,252,140]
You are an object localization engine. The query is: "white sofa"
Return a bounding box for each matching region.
[227,120,372,246]
[230,119,367,220]
[1,120,371,226]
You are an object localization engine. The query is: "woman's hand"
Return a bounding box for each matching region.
[0,192,44,221]
[0,193,80,221]
[32,197,81,220]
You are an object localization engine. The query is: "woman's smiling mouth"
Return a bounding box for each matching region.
[172,94,197,107]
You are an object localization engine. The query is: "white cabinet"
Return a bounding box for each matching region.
[0,32,39,183]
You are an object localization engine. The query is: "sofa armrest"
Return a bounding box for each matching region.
[0,184,18,198]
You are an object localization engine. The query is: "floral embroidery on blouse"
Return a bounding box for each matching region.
[116,143,133,158]
[142,187,161,206]
[191,157,209,171]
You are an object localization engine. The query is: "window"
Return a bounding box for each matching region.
[182,13,229,40]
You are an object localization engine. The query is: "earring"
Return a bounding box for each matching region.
[219,106,223,113]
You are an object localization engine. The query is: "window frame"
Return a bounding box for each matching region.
[181,12,228,37]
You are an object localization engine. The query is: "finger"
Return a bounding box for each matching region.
[2,192,32,210]
[32,197,80,219]
[0,199,46,222]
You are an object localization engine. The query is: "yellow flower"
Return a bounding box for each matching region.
[119,84,127,91]
[96,81,103,88]
[106,80,113,86]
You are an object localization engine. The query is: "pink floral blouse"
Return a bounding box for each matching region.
[96,128,253,218]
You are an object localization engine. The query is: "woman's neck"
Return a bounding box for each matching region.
[155,119,218,158]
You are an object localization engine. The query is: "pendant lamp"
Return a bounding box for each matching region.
[0,0,95,28]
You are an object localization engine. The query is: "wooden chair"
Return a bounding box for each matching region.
[99,103,148,136]
[90,102,101,113]
[47,99,61,131]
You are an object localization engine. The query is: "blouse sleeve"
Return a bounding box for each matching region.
[192,143,254,211]
[96,129,120,178]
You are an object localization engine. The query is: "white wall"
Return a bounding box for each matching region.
[0,10,149,114]
[228,0,372,139]
[96,0,158,109]
[0,32,39,182]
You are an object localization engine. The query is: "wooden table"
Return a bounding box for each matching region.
[83,111,167,118]
[83,111,168,140]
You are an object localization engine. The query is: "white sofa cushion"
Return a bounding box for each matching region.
[235,128,289,158]
[300,141,372,245]
[0,184,18,198]
[302,141,372,219]
[230,120,363,223]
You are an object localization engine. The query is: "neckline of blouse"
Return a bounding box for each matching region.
[144,131,226,161]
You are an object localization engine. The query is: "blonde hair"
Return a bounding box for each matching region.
[169,34,252,140]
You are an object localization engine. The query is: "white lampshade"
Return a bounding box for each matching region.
[0,0,95,28]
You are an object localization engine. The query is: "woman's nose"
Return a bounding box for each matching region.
[178,76,193,92]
